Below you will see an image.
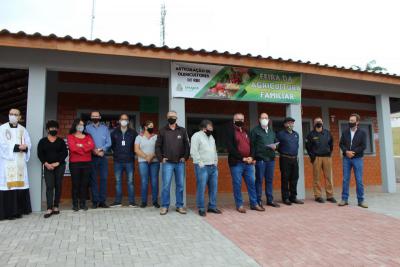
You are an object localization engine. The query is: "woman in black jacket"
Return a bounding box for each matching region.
[37,120,68,218]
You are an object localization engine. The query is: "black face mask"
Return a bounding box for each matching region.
[348,122,356,128]
[205,130,213,136]
[167,118,176,125]
[234,121,244,127]
[147,128,154,134]
[91,118,100,124]
[315,122,323,128]
[49,130,58,136]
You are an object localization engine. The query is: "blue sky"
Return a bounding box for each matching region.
[1,0,399,74]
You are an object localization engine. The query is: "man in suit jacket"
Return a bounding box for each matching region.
[338,113,368,208]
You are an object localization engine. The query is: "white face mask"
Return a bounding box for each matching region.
[260,119,269,127]
[76,125,84,132]
[120,120,128,127]
[9,115,18,124]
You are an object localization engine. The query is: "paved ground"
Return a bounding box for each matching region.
[1,184,400,267]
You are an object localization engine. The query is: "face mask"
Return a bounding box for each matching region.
[234,120,244,127]
[260,119,269,127]
[348,122,356,128]
[49,130,58,136]
[120,120,128,127]
[205,130,213,136]
[147,127,154,134]
[286,125,294,131]
[315,122,323,128]
[76,125,84,132]
[168,118,176,125]
[9,115,18,124]
[91,118,100,124]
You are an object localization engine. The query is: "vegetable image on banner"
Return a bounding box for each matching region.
[171,62,301,104]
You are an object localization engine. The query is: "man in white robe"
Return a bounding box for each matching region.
[0,108,32,220]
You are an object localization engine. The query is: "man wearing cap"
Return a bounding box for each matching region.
[276,117,304,205]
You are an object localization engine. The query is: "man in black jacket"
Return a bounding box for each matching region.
[110,114,138,207]
[305,117,336,204]
[338,113,368,208]
[156,111,190,215]
[226,113,264,213]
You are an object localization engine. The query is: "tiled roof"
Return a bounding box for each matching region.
[0,29,398,78]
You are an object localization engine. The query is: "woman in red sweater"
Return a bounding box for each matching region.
[67,119,95,211]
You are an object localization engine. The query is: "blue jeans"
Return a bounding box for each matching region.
[91,156,108,204]
[341,157,365,203]
[194,164,218,211]
[229,162,258,208]
[161,162,185,208]
[139,162,160,205]
[255,160,275,204]
[114,162,135,204]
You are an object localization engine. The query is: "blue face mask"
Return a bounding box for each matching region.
[76,125,84,132]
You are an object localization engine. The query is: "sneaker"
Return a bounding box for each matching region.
[153,203,160,208]
[140,203,147,208]
[176,207,187,214]
[110,202,122,208]
[315,197,325,203]
[160,207,168,215]
[338,200,348,206]
[129,203,139,208]
[358,202,368,208]
[326,197,337,203]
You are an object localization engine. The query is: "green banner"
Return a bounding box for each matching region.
[171,62,301,104]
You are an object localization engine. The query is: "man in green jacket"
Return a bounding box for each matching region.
[250,113,280,208]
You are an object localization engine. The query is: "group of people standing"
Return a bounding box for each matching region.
[0,107,368,220]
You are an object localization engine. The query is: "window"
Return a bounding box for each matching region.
[339,122,374,154]
[187,116,231,154]
[80,112,137,131]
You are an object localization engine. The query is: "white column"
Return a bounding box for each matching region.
[286,104,306,199]
[168,90,187,206]
[249,102,258,129]
[376,95,396,193]
[26,65,47,212]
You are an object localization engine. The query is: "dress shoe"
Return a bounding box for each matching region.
[358,202,368,208]
[338,200,348,206]
[153,203,160,208]
[267,202,280,208]
[98,202,109,208]
[236,206,246,213]
[140,203,147,208]
[52,209,60,215]
[207,208,222,214]
[199,210,206,217]
[91,203,98,209]
[44,212,52,219]
[315,197,325,203]
[73,206,79,212]
[326,197,337,203]
[290,199,304,204]
[282,199,292,205]
[250,205,265,211]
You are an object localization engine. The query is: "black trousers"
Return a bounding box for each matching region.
[279,156,299,201]
[43,164,66,210]
[69,162,91,208]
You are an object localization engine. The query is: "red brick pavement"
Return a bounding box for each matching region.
[204,201,400,267]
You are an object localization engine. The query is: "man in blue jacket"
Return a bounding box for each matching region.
[110,114,138,207]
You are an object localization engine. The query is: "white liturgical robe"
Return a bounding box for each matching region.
[0,123,31,191]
